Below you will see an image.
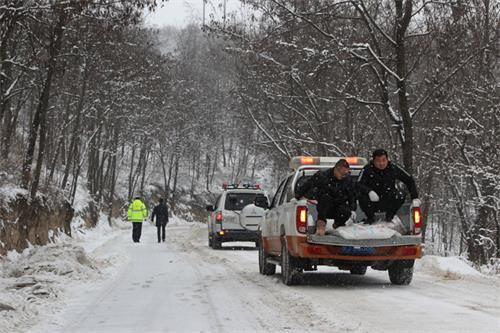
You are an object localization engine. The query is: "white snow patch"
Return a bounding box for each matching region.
[415,255,482,279]
[0,216,126,333]
[0,183,28,206]
[71,183,92,214]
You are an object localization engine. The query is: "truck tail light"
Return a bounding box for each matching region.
[296,206,307,234]
[216,211,223,223]
[412,207,422,234]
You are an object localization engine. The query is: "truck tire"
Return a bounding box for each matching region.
[281,240,302,285]
[350,266,368,275]
[388,261,414,285]
[212,236,222,249]
[258,238,276,275]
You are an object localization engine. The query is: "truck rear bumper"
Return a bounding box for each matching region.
[307,234,422,247]
[286,235,422,261]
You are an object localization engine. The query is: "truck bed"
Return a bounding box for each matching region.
[307,234,422,247]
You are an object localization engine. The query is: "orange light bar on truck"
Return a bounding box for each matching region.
[289,156,368,170]
[345,157,366,166]
[289,156,320,170]
[301,156,317,164]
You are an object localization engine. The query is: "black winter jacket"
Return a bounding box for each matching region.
[151,204,169,226]
[295,168,361,211]
[358,161,418,199]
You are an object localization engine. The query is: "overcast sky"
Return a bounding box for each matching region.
[144,0,243,28]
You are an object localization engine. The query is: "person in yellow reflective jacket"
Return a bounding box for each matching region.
[127,196,148,243]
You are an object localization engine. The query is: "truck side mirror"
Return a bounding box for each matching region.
[254,196,269,209]
[206,205,215,212]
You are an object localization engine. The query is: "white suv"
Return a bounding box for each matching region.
[206,184,269,249]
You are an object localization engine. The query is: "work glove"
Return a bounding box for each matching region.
[368,191,380,202]
[412,198,422,208]
[345,211,357,227]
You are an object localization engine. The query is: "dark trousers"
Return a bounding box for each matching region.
[132,222,142,242]
[359,189,406,222]
[317,203,351,228]
[157,224,166,242]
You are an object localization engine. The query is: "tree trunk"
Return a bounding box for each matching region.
[172,155,179,197]
[159,150,169,195]
[394,0,414,174]
[21,8,67,194]
[128,146,136,200]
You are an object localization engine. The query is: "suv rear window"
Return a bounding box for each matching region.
[224,193,264,211]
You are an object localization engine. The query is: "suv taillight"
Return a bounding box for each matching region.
[412,207,422,234]
[216,211,223,223]
[296,206,307,234]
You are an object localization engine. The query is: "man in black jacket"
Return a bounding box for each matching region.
[358,149,420,224]
[295,159,360,236]
[151,198,169,243]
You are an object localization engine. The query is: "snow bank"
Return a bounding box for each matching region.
[0,217,123,333]
[0,183,28,206]
[0,243,100,333]
[167,213,197,226]
[71,182,92,215]
[415,255,482,279]
[71,212,120,253]
[480,258,500,276]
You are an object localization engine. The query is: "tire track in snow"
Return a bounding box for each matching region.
[167,223,361,332]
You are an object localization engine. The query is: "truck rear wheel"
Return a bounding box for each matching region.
[350,266,368,275]
[258,238,276,275]
[281,241,302,285]
[388,260,414,285]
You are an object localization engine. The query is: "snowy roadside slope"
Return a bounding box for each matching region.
[0,217,129,333]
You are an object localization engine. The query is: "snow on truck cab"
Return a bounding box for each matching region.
[206,183,269,249]
[256,156,423,286]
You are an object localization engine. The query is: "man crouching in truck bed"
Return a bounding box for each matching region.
[294,159,371,236]
[358,149,421,225]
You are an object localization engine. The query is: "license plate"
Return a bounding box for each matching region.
[341,246,375,255]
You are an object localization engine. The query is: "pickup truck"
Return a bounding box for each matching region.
[256,156,423,286]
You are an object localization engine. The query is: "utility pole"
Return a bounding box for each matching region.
[202,0,206,26]
[223,0,226,27]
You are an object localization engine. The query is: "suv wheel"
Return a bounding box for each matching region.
[258,237,276,275]
[281,240,302,285]
[388,260,414,285]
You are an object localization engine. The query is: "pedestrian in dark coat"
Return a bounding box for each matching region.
[358,149,420,223]
[151,198,169,243]
[295,159,362,235]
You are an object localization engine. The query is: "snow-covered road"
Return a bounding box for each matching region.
[27,221,500,333]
